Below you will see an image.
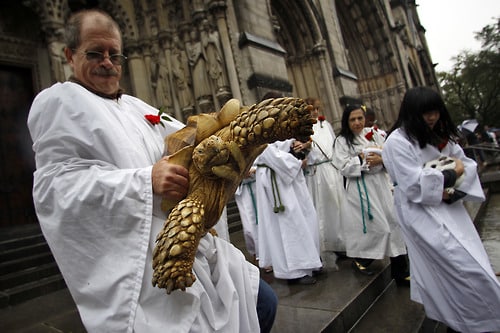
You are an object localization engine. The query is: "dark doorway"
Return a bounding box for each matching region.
[0,64,37,228]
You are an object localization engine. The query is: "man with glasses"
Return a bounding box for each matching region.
[28,9,276,333]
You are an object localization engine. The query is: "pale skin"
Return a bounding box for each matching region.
[291,99,321,168]
[348,109,383,167]
[423,110,464,200]
[64,12,189,201]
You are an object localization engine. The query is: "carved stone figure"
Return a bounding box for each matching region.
[150,45,171,108]
[171,35,194,112]
[186,29,211,102]
[203,25,228,92]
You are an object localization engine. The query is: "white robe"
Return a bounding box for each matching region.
[382,128,500,333]
[234,173,259,257]
[305,121,346,257]
[27,82,260,333]
[332,128,407,259]
[254,140,322,279]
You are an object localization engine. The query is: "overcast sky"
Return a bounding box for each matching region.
[416,0,499,72]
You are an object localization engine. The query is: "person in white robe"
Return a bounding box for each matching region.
[332,104,408,280]
[302,97,345,268]
[254,140,322,284]
[27,9,276,333]
[364,106,387,139]
[234,166,259,261]
[382,87,500,333]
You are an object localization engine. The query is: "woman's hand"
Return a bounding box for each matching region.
[454,158,465,178]
[366,152,383,167]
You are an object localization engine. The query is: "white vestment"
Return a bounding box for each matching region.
[234,172,259,257]
[305,120,346,259]
[332,128,407,259]
[383,128,500,333]
[254,140,322,279]
[27,82,260,333]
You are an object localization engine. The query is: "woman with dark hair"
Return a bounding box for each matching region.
[383,87,500,333]
[332,104,408,281]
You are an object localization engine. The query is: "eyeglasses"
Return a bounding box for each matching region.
[73,50,127,65]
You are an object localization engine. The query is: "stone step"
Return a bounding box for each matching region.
[0,224,42,242]
[0,241,50,262]
[1,274,67,307]
[0,232,45,252]
[265,257,393,333]
[348,280,425,333]
[0,252,55,275]
[0,262,60,290]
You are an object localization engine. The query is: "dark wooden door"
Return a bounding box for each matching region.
[0,64,37,228]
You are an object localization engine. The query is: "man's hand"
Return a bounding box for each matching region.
[152,156,189,201]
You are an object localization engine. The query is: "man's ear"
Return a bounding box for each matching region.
[64,47,74,64]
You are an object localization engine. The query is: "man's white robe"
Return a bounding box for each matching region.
[332,128,407,259]
[383,128,500,333]
[234,172,259,257]
[305,120,346,257]
[254,140,322,279]
[27,82,260,333]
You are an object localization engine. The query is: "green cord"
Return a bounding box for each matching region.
[361,173,373,220]
[270,169,285,213]
[257,164,285,213]
[245,181,258,225]
[356,177,367,234]
[356,173,373,234]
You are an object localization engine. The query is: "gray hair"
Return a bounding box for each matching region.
[64,9,122,50]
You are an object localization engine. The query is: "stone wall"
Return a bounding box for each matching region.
[0,0,438,126]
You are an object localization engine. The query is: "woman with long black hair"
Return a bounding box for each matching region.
[382,87,500,333]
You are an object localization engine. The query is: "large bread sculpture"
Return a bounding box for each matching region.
[152,97,315,294]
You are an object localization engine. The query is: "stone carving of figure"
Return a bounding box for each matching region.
[171,35,194,111]
[186,29,212,101]
[150,44,171,108]
[49,41,67,82]
[203,24,229,92]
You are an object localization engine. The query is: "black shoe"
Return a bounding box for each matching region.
[352,260,374,276]
[288,275,317,285]
[334,251,347,259]
[312,267,325,277]
[395,276,411,287]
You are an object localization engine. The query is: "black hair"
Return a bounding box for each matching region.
[339,104,364,148]
[387,87,458,148]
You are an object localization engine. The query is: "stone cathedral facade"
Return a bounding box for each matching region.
[0,0,438,228]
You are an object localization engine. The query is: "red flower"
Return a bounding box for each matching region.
[365,130,374,141]
[144,106,172,127]
[145,114,161,125]
[318,115,326,122]
[437,139,448,151]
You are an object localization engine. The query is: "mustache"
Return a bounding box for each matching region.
[92,68,119,76]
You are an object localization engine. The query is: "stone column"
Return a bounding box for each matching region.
[209,1,241,101]
[313,42,341,121]
[126,43,152,102]
[23,0,70,82]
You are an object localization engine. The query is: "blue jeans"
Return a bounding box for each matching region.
[257,278,278,333]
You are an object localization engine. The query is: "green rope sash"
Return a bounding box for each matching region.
[244,180,259,224]
[257,164,285,213]
[356,173,373,233]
